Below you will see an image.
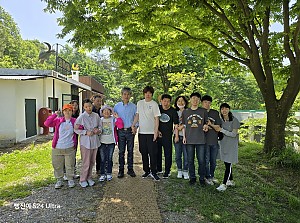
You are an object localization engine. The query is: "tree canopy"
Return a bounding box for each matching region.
[42,0,300,154]
[0,6,54,69]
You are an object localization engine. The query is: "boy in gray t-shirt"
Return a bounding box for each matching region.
[182,92,208,186]
[201,95,222,185]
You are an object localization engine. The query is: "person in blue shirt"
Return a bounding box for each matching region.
[114,87,137,178]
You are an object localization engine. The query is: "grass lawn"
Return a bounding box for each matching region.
[0,141,55,206]
[158,142,300,223]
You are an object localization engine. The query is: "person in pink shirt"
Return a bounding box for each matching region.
[44,104,77,189]
[74,99,102,188]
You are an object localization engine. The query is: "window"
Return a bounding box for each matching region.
[48,97,58,112]
[62,94,72,107]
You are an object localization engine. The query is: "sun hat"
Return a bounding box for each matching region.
[100,105,113,116]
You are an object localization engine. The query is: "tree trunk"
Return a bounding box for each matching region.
[264,108,288,154]
[249,49,300,155]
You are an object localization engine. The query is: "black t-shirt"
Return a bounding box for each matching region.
[158,105,179,137]
[206,109,222,145]
[92,105,101,117]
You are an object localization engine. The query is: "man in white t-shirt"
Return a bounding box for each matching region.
[132,86,161,181]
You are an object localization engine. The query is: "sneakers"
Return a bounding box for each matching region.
[68,180,75,188]
[226,180,235,186]
[55,180,63,189]
[163,172,170,179]
[73,174,80,179]
[99,175,106,182]
[79,181,88,188]
[127,170,136,177]
[157,171,163,174]
[107,174,113,181]
[212,177,219,184]
[177,170,183,179]
[183,171,189,180]
[142,172,151,178]
[216,184,227,192]
[87,179,95,186]
[63,174,68,181]
[205,178,214,185]
[152,174,160,181]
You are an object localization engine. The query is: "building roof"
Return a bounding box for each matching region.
[0,75,44,80]
[0,68,91,91]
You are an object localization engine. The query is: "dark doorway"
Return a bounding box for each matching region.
[25,99,37,138]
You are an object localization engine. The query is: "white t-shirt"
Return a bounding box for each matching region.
[100,117,115,144]
[56,120,74,149]
[137,99,161,134]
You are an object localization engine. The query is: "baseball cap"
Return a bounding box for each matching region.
[62,104,73,111]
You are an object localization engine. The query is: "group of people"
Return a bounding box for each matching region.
[44,85,240,192]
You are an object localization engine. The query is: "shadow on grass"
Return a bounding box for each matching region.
[157,142,300,223]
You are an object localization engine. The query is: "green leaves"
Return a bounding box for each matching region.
[0,7,55,69]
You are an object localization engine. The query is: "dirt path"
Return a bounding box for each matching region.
[0,136,162,223]
[95,139,162,222]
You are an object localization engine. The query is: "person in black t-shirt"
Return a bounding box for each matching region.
[157,94,179,178]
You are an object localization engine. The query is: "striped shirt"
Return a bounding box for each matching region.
[74,111,102,149]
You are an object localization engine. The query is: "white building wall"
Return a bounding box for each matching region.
[0,80,17,142]
[0,78,73,144]
[15,79,44,142]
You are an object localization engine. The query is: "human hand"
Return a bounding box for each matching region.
[86,130,94,136]
[131,126,137,135]
[174,136,179,143]
[113,112,119,118]
[210,124,221,132]
[153,132,158,141]
[203,124,209,132]
[55,109,62,116]
[93,128,100,135]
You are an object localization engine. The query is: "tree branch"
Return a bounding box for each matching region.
[201,39,249,65]
[218,30,244,48]
[203,1,252,56]
[225,39,243,58]
[283,0,295,63]
[160,23,249,65]
[236,0,261,41]
[293,16,300,58]
[260,7,275,95]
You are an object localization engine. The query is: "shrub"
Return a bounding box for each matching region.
[270,146,300,169]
